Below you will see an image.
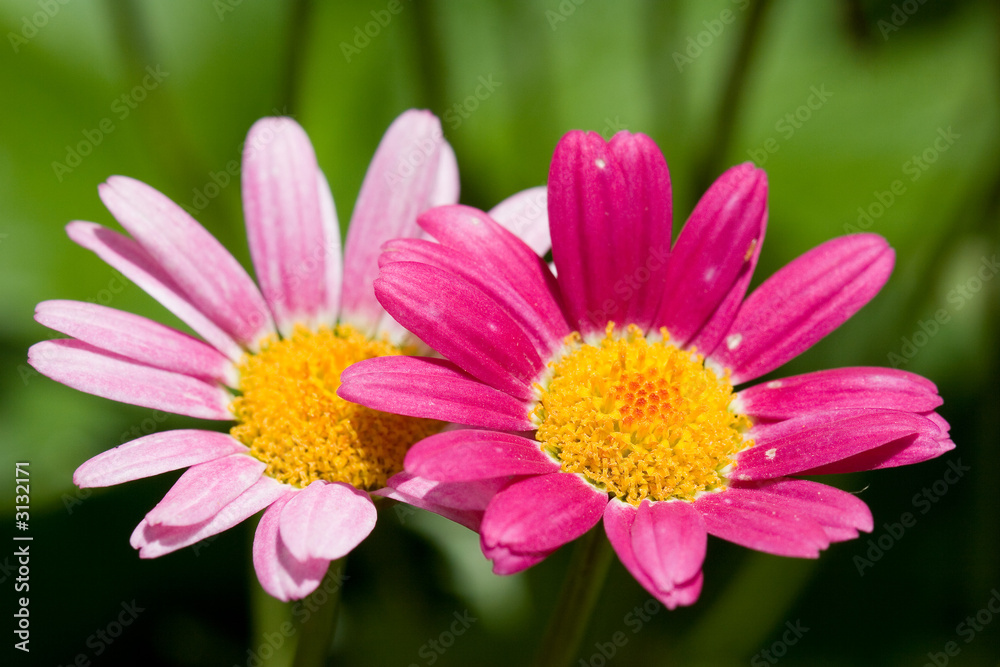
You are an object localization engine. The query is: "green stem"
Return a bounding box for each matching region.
[532,527,616,667]
[292,558,347,667]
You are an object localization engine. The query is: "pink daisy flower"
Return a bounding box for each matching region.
[28,111,549,601]
[338,130,953,608]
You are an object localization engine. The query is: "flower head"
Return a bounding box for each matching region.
[339,130,953,608]
[29,111,549,601]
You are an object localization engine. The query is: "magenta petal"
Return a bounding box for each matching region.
[548,131,672,334]
[341,110,455,334]
[801,432,955,475]
[36,300,236,385]
[694,488,831,558]
[736,409,941,480]
[374,261,544,401]
[339,356,534,431]
[145,453,265,527]
[252,493,330,601]
[404,430,560,482]
[712,234,895,384]
[131,476,288,558]
[417,205,569,354]
[380,235,566,358]
[242,117,341,334]
[377,472,510,531]
[67,222,243,360]
[737,367,942,420]
[604,500,704,609]
[483,543,554,575]
[656,163,767,348]
[489,186,551,256]
[278,481,376,561]
[75,430,247,488]
[629,500,707,596]
[28,339,233,420]
[481,473,607,556]
[731,478,873,542]
[99,176,275,346]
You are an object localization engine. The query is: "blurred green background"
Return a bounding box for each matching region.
[2,0,998,665]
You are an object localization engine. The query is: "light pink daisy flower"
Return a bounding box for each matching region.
[338,130,953,608]
[28,111,549,601]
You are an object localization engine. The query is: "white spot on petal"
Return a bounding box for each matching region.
[725,333,743,350]
[704,267,717,282]
[766,380,783,389]
[765,448,777,460]
[595,158,607,169]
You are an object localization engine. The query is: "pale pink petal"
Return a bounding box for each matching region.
[480,473,607,560]
[380,235,566,359]
[735,409,942,480]
[694,488,830,558]
[253,493,330,601]
[338,356,534,431]
[376,472,507,531]
[67,221,243,360]
[75,430,247,488]
[98,176,275,346]
[341,110,455,334]
[374,262,544,401]
[144,453,265,527]
[731,479,873,542]
[317,170,343,322]
[429,140,460,207]
[36,300,237,386]
[29,339,233,420]
[604,500,703,609]
[131,476,288,558]
[737,367,942,420]
[548,131,672,334]
[278,481,376,561]
[242,118,340,335]
[404,430,560,482]
[489,186,551,256]
[416,205,569,355]
[711,234,895,384]
[656,163,767,348]
[629,500,707,596]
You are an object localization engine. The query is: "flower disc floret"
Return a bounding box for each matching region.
[231,324,441,490]
[532,324,753,504]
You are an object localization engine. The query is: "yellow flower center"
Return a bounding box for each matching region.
[532,324,753,505]
[229,324,441,490]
